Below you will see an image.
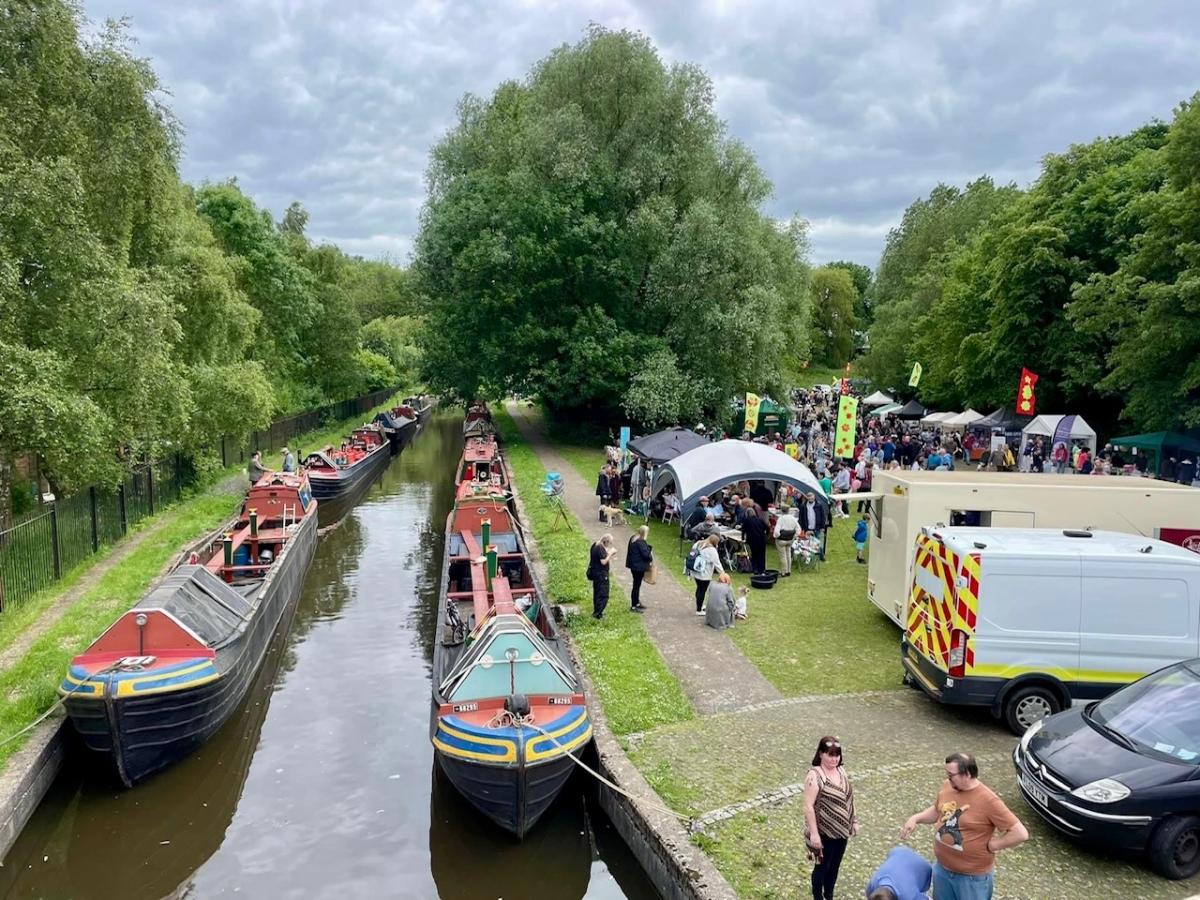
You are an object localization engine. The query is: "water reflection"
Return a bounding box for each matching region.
[0,414,657,900]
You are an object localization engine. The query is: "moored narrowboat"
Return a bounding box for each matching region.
[456,434,508,489]
[463,402,495,438]
[60,471,318,787]
[302,423,391,502]
[372,409,418,454]
[430,438,591,838]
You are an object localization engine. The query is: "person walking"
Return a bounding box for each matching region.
[248,451,267,485]
[803,736,859,900]
[852,515,869,564]
[595,464,614,520]
[625,525,653,613]
[899,752,1028,900]
[866,846,932,900]
[281,446,296,473]
[774,505,800,576]
[587,534,616,620]
[687,534,723,615]
[1052,442,1068,474]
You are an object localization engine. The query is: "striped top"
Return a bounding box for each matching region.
[811,766,855,839]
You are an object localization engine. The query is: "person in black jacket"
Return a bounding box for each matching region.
[741,499,769,574]
[625,525,653,612]
[595,464,614,520]
[588,534,616,619]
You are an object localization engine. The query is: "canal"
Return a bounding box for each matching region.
[0,413,658,900]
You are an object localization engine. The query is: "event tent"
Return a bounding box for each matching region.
[942,409,984,429]
[863,390,894,407]
[921,411,958,426]
[1110,431,1200,476]
[731,397,790,437]
[870,403,902,418]
[650,440,827,519]
[894,400,928,420]
[1019,414,1097,457]
[972,407,1033,433]
[626,427,708,465]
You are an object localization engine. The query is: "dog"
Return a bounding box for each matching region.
[600,505,627,526]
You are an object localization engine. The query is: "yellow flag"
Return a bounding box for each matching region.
[744,393,761,433]
[834,395,859,459]
[909,362,923,387]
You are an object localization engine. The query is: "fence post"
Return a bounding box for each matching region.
[221,435,227,468]
[147,465,155,515]
[89,486,99,552]
[119,483,128,534]
[50,503,61,579]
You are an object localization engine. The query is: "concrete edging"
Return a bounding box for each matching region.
[509,465,738,900]
[0,713,67,862]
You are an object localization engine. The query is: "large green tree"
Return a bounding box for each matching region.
[415,26,810,421]
[808,266,857,366]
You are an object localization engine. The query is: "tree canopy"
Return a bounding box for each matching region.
[415,26,811,423]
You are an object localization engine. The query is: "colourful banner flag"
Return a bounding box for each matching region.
[1016,368,1038,416]
[834,395,859,459]
[908,362,923,387]
[785,442,799,459]
[744,393,761,433]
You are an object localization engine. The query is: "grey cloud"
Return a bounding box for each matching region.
[84,0,1199,266]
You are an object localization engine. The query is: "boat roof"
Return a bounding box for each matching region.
[877,470,1198,493]
[931,527,1200,563]
[133,566,254,649]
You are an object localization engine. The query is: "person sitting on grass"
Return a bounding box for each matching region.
[734,585,749,620]
[705,573,735,630]
[853,516,869,564]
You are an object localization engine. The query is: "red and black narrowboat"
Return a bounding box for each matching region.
[60,471,318,786]
[302,423,391,502]
[456,434,508,490]
[463,402,496,439]
[430,435,591,838]
[372,408,418,455]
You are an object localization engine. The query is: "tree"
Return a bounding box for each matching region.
[415,26,810,419]
[808,267,857,366]
[826,260,873,328]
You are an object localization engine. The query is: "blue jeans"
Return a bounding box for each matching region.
[932,862,993,900]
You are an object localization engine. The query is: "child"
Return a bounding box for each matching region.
[853,516,869,565]
[734,585,749,620]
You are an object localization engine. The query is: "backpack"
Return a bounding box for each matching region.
[685,545,710,578]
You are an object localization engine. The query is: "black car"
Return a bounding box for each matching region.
[1013,659,1200,879]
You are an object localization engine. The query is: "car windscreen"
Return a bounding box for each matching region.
[1091,662,1200,764]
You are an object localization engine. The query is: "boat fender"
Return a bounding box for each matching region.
[505,694,531,718]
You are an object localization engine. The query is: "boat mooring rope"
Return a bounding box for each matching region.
[524,721,696,830]
[0,663,121,749]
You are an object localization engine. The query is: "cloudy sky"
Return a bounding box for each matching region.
[82,0,1197,267]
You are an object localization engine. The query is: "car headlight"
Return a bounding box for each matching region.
[1070,778,1131,804]
[1019,718,1044,754]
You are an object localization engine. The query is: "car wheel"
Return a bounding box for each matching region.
[1003,685,1061,735]
[1150,816,1200,880]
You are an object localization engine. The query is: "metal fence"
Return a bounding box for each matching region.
[0,385,401,613]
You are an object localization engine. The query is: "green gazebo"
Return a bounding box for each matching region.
[732,397,791,437]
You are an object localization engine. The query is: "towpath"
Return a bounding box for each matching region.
[505,402,780,714]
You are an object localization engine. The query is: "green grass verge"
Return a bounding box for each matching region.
[495,406,693,736]
[545,428,900,696]
[0,490,241,767]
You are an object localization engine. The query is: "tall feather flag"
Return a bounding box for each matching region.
[908,362,923,388]
[744,393,761,433]
[834,395,859,459]
[1016,368,1038,416]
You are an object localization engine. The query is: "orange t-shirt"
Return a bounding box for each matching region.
[933,780,1019,875]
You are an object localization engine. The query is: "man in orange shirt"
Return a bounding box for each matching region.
[899,752,1029,900]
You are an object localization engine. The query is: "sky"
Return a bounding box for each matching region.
[82,0,1199,268]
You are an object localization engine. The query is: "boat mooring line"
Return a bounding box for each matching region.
[691,752,1013,831]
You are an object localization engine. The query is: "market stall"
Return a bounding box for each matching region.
[863,390,895,407]
[1110,431,1200,478]
[1020,414,1097,458]
[626,427,708,465]
[920,411,958,426]
[942,409,984,430]
[894,400,928,420]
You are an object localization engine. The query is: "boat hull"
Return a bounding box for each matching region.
[64,511,318,786]
[305,442,391,503]
[435,746,577,839]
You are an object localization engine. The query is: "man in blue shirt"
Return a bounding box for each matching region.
[866,846,932,900]
[882,437,895,463]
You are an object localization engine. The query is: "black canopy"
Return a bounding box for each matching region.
[972,407,1033,431]
[626,427,708,465]
[894,400,928,420]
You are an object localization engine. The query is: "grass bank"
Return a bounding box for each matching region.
[494,407,693,736]
[0,390,408,764]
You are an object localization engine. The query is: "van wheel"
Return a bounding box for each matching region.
[1003,685,1061,735]
[1149,816,1200,880]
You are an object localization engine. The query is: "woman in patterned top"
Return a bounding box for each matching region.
[803,735,860,900]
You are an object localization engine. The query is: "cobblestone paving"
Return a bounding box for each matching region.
[631,689,1200,899]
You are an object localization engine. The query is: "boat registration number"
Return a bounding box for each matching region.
[548,696,573,705]
[452,702,478,713]
[1019,773,1048,808]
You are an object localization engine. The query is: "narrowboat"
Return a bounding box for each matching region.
[302,423,391,502]
[60,471,318,787]
[456,434,508,489]
[430,444,591,838]
[463,402,495,438]
[372,408,418,454]
[402,394,433,423]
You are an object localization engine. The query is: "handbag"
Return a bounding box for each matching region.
[777,528,796,542]
[644,563,658,585]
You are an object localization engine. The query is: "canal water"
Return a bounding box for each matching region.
[0,414,659,900]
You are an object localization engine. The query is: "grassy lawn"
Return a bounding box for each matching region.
[495,407,693,736]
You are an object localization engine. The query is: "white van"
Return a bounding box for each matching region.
[901,527,1200,733]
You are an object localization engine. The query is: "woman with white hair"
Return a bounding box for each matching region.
[625,525,653,613]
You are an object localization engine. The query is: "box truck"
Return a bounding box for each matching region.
[865,471,1200,625]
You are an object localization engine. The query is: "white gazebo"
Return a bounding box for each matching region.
[870,402,902,418]
[942,409,984,430]
[650,440,827,519]
[863,390,895,407]
[1019,414,1098,457]
[920,411,958,426]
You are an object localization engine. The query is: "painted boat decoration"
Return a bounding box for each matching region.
[302,423,391,502]
[60,471,318,787]
[372,408,418,454]
[456,434,508,490]
[430,436,591,838]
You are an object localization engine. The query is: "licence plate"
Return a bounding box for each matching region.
[1020,773,1048,808]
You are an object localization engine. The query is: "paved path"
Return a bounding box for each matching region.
[506,402,780,714]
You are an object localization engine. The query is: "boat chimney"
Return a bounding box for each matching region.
[487,546,498,586]
[249,508,258,537]
[481,518,491,548]
[222,533,234,583]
